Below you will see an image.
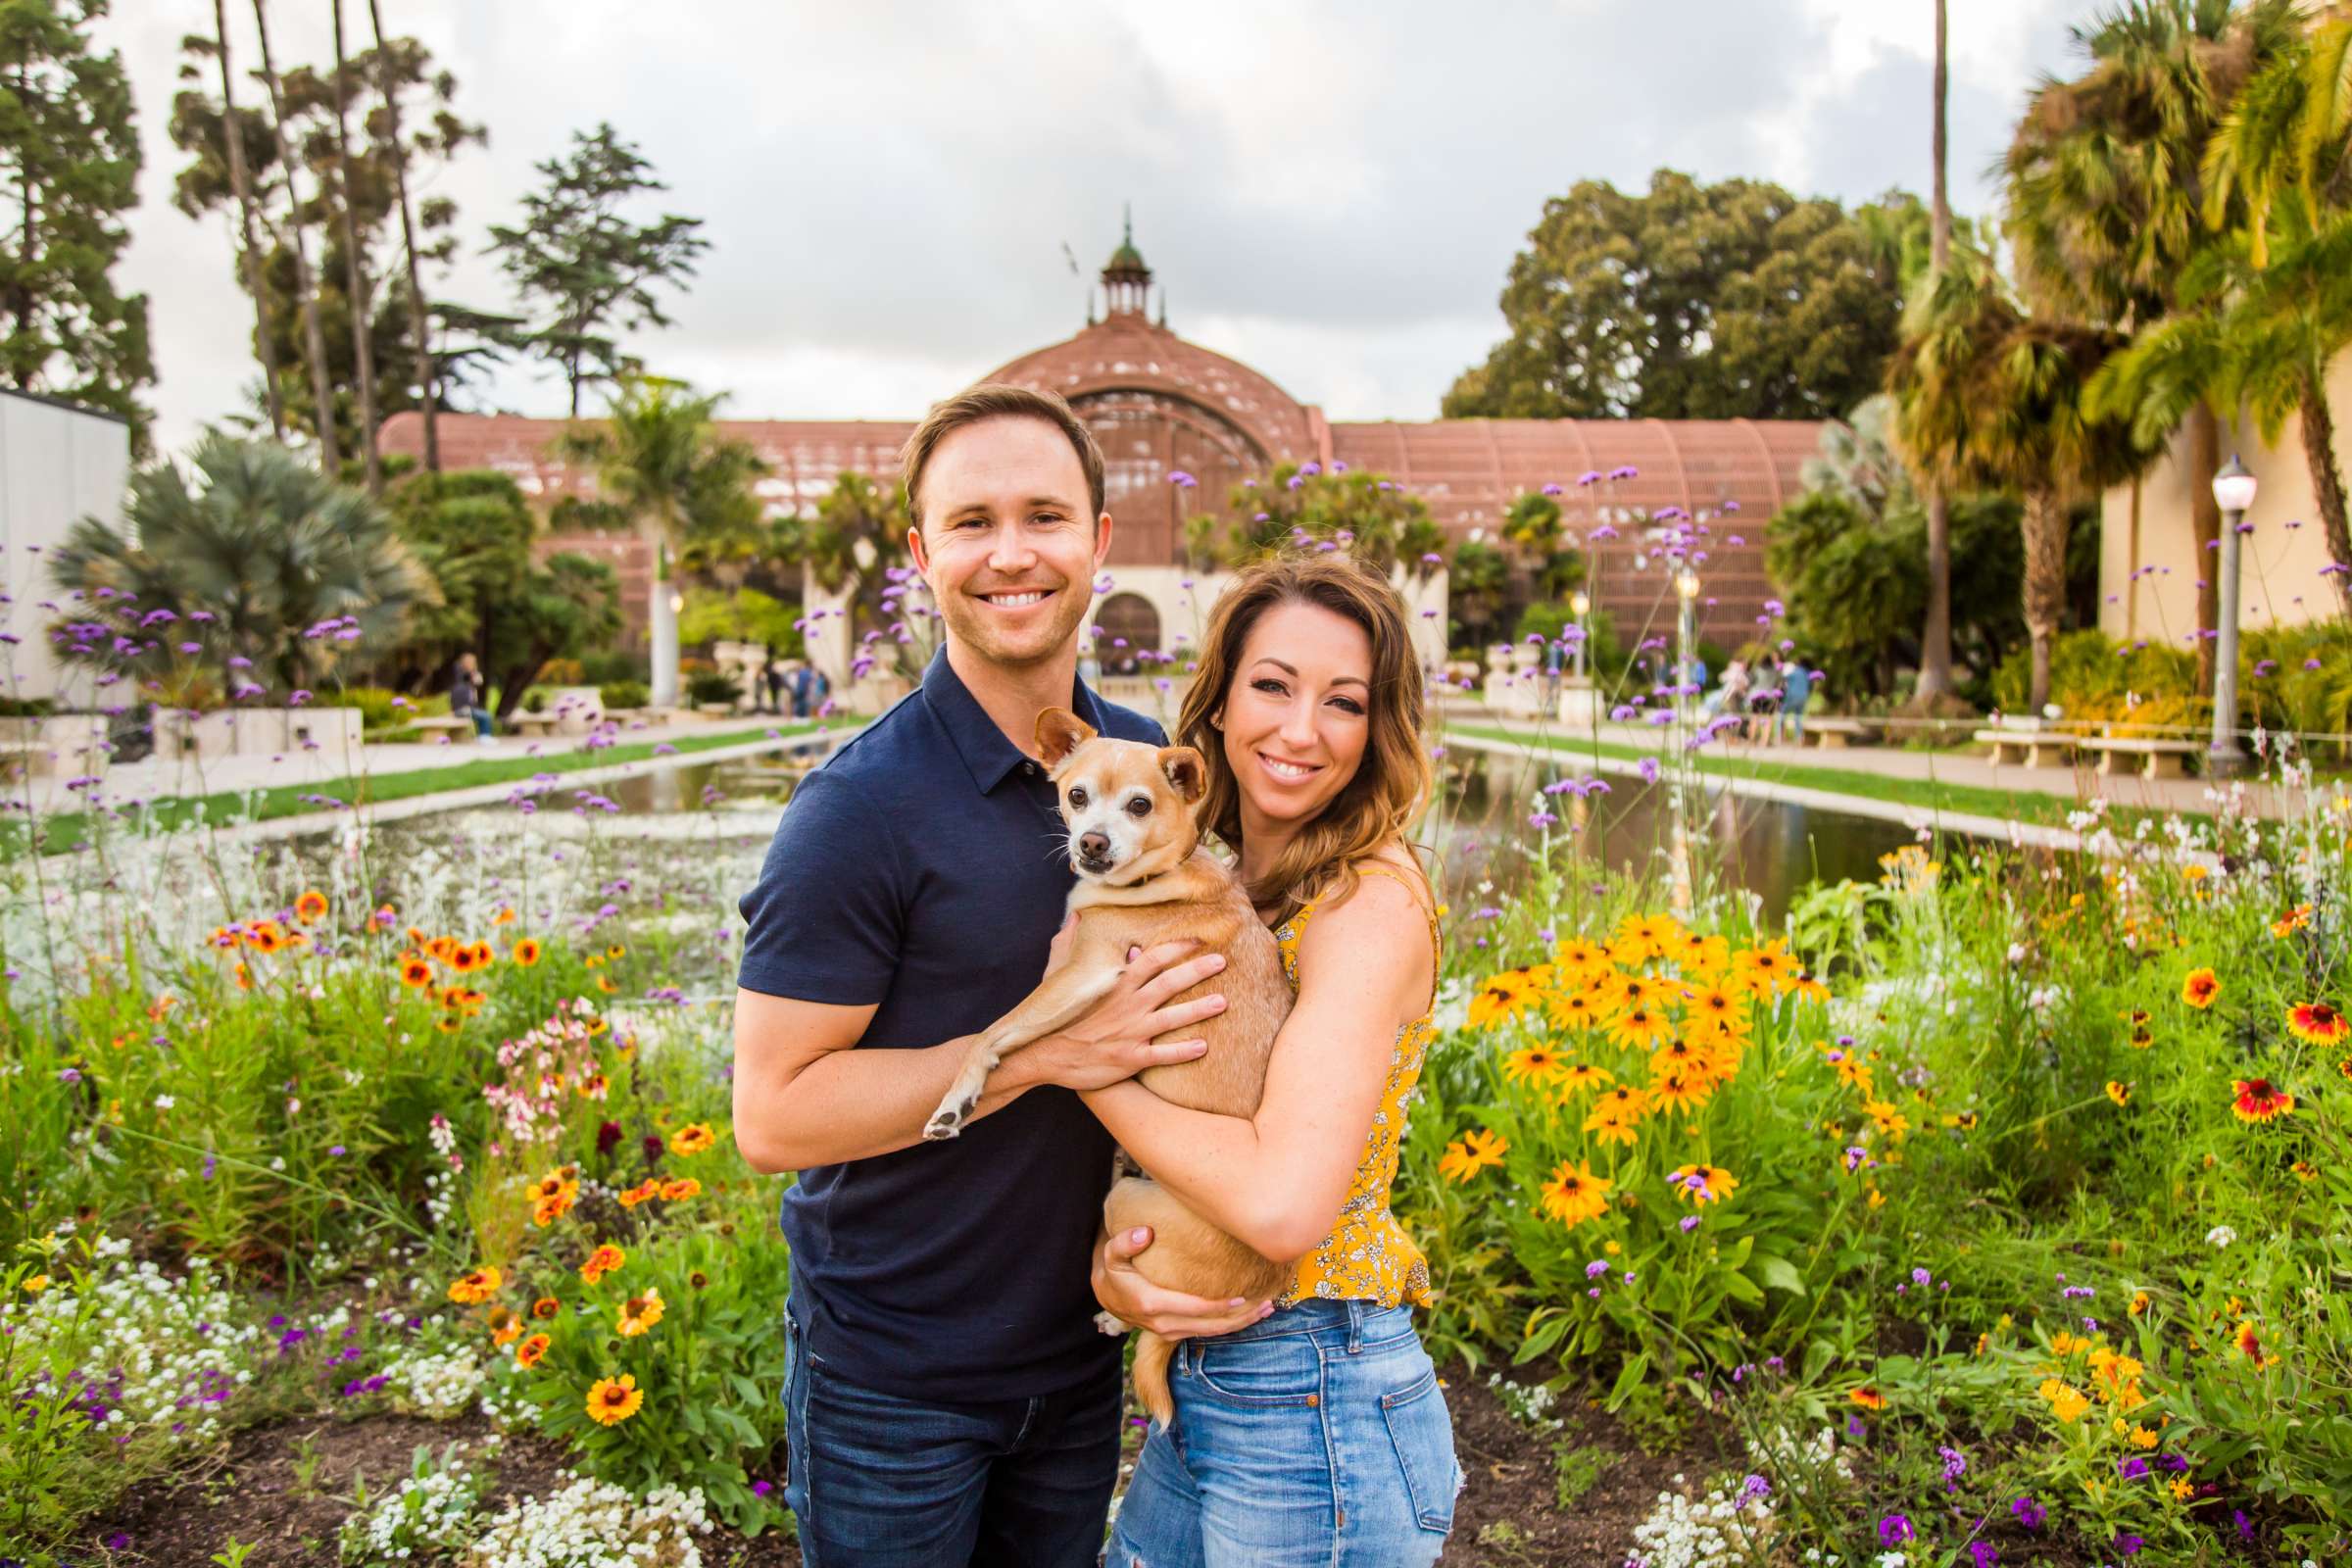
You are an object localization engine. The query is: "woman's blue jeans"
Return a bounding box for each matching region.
[1107,1299,1460,1568]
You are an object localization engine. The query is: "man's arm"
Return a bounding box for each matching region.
[731,941,1230,1173]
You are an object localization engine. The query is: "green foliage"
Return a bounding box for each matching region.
[488,124,710,416]
[599,679,651,710]
[1446,172,1914,420]
[48,433,435,699]
[0,0,155,446]
[1551,1441,1612,1510]
[326,684,412,730]
[168,24,492,439]
[384,467,622,711]
[677,587,803,656]
[1447,539,1510,653]
[684,669,740,707]
[1214,461,1444,577]
[1500,491,1587,601]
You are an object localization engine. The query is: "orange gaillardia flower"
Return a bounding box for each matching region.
[293,889,329,923]
[488,1307,522,1348]
[616,1180,661,1209]
[2105,1081,2132,1106]
[493,905,517,926]
[2286,1002,2348,1047]
[514,1333,551,1368]
[659,1177,703,1201]
[1849,1386,1886,1410]
[1539,1160,1612,1226]
[580,1245,626,1285]
[2181,968,2222,1009]
[586,1373,644,1425]
[448,1266,502,1304]
[669,1123,717,1157]
[1437,1128,1508,1184]
[2231,1078,2295,1124]
[2233,1320,2279,1368]
[616,1287,666,1337]
[399,956,434,989]
[512,938,544,967]
[531,1297,561,1320]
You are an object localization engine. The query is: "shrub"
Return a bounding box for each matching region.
[327,686,412,731]
[686,670,741,707]
[599,680,651,711]
[578,650,645,686]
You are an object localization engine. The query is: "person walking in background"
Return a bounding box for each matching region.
[1745,652,1781,743]
[788,661,812,719]
[1777,657,1815,744]
[1702,658,1750,727]
[450,652,496,744]
[764,655,787,716]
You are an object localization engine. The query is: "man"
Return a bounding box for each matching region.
[733,384,1266,1567]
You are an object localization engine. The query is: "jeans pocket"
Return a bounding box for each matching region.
[1379,1366,1456,1534]
[1191,1334,1324,1408]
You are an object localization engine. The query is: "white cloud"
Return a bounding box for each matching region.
[104,0,2091,456]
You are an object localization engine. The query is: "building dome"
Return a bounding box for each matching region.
[983,214,1318,564]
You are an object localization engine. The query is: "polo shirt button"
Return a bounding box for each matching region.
[1024,761,1037,775]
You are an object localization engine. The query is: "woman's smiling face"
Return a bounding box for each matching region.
[1220,599,1374,830]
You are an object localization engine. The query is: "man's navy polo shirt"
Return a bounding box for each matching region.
[736,646,1163,1402]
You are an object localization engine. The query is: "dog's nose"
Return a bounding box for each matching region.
[1078,830,1110,860]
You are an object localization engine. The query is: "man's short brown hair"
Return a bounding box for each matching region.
[900,383,1106,533]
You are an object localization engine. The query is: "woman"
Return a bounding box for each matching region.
[1084,552,1459,1567]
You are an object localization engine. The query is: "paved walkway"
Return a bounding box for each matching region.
[1441,708,2314,824]
[8,710,817,818]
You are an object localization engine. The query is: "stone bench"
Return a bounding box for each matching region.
[1806,717,1885,749]
[1974,728,2079,768]
[510,711,565,739]
[2082,735,2201,780]
[409,715,476,741]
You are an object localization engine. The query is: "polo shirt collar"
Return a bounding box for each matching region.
[921,645,1110,795]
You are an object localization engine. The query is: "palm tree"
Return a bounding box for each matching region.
[1889,260,2148,710]
[1918,0,1957,704]
[550,377,766,707]
[327,0,381,493]
[2002,0,2300,687]
[367,0,437,470]
[206,0,286,440]
[1800,393,1916,524]
[248,0,338,470]
[2193,11,2352,618]
[50,434,433,696]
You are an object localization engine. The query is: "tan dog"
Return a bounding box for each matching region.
[922,707,1296,1425]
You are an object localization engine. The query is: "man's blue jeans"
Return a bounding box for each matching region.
[781,1305,1121,1567]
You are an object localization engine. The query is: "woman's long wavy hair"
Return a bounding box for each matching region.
[1176,552,1435,925]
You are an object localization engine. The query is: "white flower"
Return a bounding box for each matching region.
[152,1093,175,1109]
[2005,943,2027,964]
[2206,1225,2237,1249]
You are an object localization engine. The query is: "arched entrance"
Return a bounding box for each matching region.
[1095,592,1162,675]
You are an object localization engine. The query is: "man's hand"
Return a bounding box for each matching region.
[1003,941,1227,1095]
[1093,1226,1272,1339]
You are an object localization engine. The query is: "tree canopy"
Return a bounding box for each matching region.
[1444,171,1916,421]
[0,0,154,443]
[488,123,708,416]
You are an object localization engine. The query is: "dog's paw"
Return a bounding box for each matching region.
[1094,1311,1127,1337]
[921,1107,961,1141]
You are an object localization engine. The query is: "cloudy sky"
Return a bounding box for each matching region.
[105,0,2087,454]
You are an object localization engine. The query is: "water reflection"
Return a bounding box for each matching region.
[1429,748,1913,923]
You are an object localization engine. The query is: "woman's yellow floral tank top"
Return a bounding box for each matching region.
[1273,860,1438,1308]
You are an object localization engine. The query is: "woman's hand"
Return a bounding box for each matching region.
[1093,1225,1272,1339]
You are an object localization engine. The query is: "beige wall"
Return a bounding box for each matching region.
[2100,353,2352,643]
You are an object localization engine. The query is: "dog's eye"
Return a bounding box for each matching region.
[1067,788,1088,808]
[1124,797,1152,816]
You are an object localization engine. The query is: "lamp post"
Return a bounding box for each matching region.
[1569,590,1592,681]
[1674,567,1700,724]
[2208,454,2258,778]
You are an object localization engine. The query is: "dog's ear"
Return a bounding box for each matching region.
[1158,745,1207,804]
[1035,707,1098,768]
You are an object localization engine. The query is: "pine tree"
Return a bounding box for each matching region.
[489,122,709,416]
[0,0,155,445]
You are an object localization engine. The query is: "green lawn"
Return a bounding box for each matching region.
[6,721,830,858]
[1444,721,2148,830]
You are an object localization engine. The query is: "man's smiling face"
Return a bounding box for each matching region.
[907,415,1112,671]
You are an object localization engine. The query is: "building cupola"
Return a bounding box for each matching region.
[1102,204,1152,318]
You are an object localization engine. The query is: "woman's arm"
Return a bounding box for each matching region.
[1081,870,1432,1262]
